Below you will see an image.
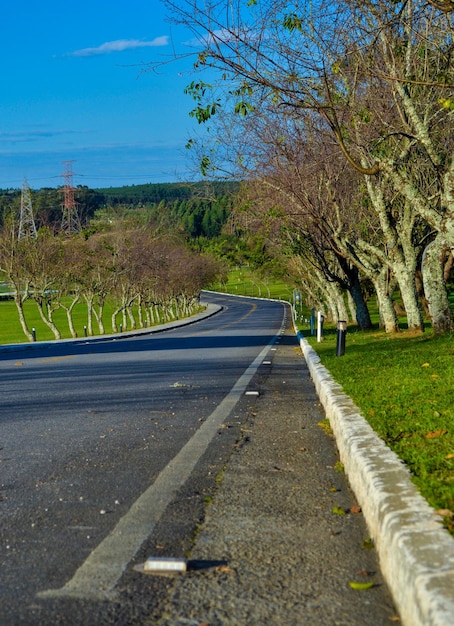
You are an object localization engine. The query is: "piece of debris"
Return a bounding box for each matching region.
[142,557,187,573]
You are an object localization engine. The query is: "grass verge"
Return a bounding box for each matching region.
[209,268,294,301]
[304,324,454,531]
[0,298,197,345]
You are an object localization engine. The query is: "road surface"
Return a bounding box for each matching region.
[0,293,286,624]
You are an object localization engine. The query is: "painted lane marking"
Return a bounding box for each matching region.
[37,335,279,601]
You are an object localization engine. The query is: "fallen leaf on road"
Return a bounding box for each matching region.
[348,581,375,590]
[332,506,346,515]
[215,565,235,573]
[349,505,362,514]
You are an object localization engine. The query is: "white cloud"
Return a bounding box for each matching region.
[71,36,169,57]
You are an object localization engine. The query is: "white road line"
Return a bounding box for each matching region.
[38,338,277,601]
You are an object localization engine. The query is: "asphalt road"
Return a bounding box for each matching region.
[0,293,286,625]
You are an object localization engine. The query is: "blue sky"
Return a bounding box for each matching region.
[0,1,202,190]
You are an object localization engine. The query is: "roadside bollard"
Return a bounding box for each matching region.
[336,320,347,356]
[84,325,87,337]
[32,327,36,342]
[120,324,123,333]
[317,311,324,342]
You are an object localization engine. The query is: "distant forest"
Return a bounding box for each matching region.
[0,181,239,240]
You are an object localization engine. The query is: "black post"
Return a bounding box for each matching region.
[32,328,36,342]
[336,320,347,356]
[84,325,87,337]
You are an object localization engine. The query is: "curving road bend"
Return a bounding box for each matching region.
[0,293,286,624]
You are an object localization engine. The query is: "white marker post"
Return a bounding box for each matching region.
[317,311,324,343]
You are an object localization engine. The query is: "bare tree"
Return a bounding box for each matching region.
[162,0,453,331]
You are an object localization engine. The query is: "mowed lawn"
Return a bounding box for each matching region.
[304,323,454,531]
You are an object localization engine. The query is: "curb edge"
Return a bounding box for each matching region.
[298,333,454,626]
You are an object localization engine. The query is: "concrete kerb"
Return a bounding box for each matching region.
[297,331,454,626]
[0,302,222,355]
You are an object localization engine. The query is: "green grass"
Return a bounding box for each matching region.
[305,323,454,525]
[0,298,171,344]
[209,268,295,301]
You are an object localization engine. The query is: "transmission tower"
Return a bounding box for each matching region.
[18,178,37,240]
[60,160,81,234]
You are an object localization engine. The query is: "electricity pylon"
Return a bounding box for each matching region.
[60,160,81,234]
[18,178,37,240]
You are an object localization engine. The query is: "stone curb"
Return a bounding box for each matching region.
[297,332,454,626]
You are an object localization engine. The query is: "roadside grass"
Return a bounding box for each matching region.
[0,299,117,344]
[304,324,454,527]
[0,298,173,345]
[209,268,294,301]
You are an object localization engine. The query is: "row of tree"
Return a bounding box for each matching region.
[0,182,236,241]
[0,224,224,341]
[163,0,454,333]
[95,180,238,207]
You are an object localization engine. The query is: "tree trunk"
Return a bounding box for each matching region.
[127,304,136,329]
[347,291,357,324]
[137,296,144,328]
[14,293,33,342]
[373,270,399,333]
[111,307,123,333]
[329,282,349,323]
[393,266,424,331]
[349,277,373,330]
[93,301,105,335]
[84,294,94,336]
[34,298,61,340]
[422,237,454,334]
[61,295,80,338]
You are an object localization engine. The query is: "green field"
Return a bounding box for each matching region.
[209,268,295,301]
[0,297,170,344]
